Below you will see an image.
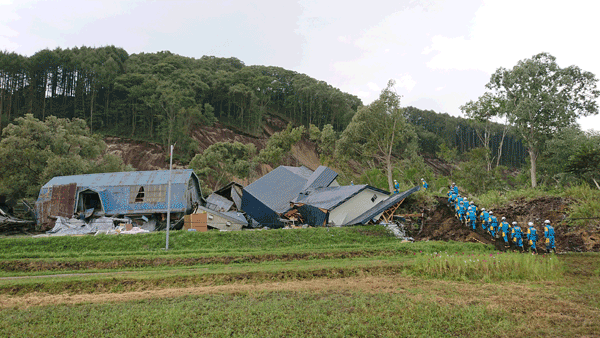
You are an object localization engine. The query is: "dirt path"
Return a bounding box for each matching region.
[0,275,539,309]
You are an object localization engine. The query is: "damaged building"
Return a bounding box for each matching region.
[241,165,419,228]
[194,182,248,231]
[35,169,203,231]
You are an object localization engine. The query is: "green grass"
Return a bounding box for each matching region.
[476,187,556,208]
[563,185,600,227]
[0,226,491,260]
[474,184,600,228]
[0,291,516,337]
[412,251,563,281]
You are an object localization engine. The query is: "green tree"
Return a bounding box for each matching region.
[460,92,509,170]
[189,141,257,191]
[454,148,495,194]
[257,123,305,167]
[436,143,458,179]
[565,132,600,188]
[485,52,599,187]
[336,80,417,192]
[0,114,127,199]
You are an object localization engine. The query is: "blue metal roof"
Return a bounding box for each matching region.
[302,166,338,191]
[243,166,309,214]
[292,185,367,210]
[206,193,234,212]
[42,170,196,188]
[282,166,314,180]
[345,186,420,225]
[36,170,201,219]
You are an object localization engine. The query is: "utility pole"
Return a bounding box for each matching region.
[166,144,174,250]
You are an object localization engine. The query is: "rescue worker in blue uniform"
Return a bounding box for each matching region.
[544,220,556,253]
[456,195,464,218]
[461,199,469,225]
[452,183,458,195]
[449,191,457,206]
[421,178,428,191]
[457,201,466,223]
[527,222,538,254]
[480,208,489,233]
[509,222,517,249]
[393,179,400,194]
[500,217,510,249]
[467,203,477,231]
[512,222,524,252]
[488,211,498,237]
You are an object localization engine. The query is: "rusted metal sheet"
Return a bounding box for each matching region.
[37,183,76,230]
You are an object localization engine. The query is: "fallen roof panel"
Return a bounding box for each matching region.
[243,166,309,214]
[292,185,367,210]
[344,186,420,225]
[302,166,338,191]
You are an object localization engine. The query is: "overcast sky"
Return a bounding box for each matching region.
[2,0,600,131]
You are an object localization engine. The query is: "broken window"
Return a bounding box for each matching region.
[130,185,167,204]
[371,194,378,203]
[135,186,145,202]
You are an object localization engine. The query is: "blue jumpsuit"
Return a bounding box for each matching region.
[500,221,510,244]
[512,226,523,249]
[452,186,458,195]
[488,216,498,237]
[480,211,490,232]
[544,224,556,252]
[468,207,477,231]
[458,202,466,222]
[448,192,457,205]
[422,180,428,191]
[394,181,400,194]
[527,226,538,252]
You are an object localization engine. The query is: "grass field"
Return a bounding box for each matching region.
[1,225,598,337]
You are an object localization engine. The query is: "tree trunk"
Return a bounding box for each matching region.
[528,148,538,188]
[386,155,394,193]
[496,125,508,167]
[89,89,95,132]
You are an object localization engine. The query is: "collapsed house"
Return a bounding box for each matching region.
[35,169,203,231]
[241,165,419,228]
[195,182,248,231]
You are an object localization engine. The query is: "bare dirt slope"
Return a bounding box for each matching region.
[414,196,600,252]
[104,116,322,174]
[416,197,493,245]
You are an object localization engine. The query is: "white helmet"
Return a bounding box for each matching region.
[544,220,550,224]
[512,221,517,225]
[489,211,493,215]
[452,182,456,185]
[470,201,474,205]
[528,222,533,226]
[421,178,424,181]
[502,217,506,220]
[481,208,486,211]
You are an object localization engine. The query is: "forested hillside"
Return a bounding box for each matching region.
[1,46,529,162]
[1,47,598,201]
[0,47,360,160]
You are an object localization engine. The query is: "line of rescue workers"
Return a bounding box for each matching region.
[444,182,556,254]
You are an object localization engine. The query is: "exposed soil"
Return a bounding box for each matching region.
[414,197,493,245]
[104,137,167,170]
[413,196,600,252]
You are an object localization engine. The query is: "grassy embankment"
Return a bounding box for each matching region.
[1,225,598,337]
[477,185,600,227]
